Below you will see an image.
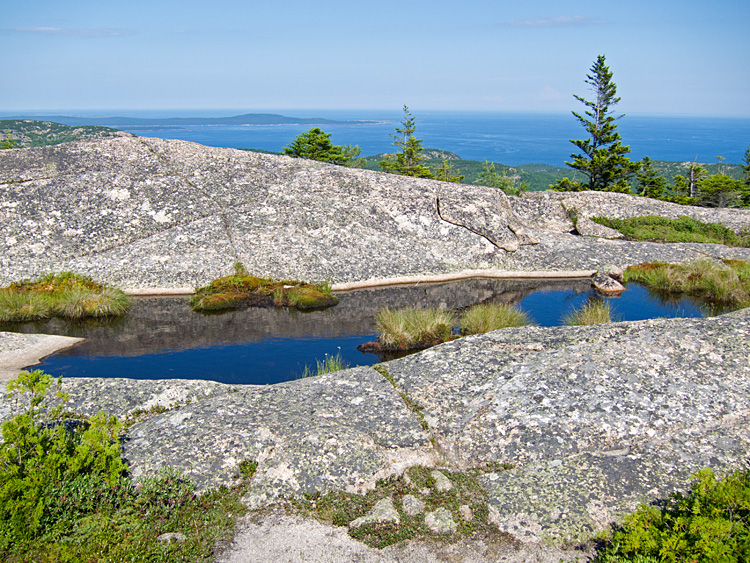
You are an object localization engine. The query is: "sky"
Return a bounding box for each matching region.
[2,0,749,116]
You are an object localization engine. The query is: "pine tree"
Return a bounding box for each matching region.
[741,144,750,206]
[635,157,667,199]
[380,105,433,178]
[284,128,348,165]
[554,55,636,193]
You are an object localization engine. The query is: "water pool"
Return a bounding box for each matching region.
[4,278,710,385]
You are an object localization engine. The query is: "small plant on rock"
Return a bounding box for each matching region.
[563,299,612,326]
[459,303,533,335]
[375,306,455,350]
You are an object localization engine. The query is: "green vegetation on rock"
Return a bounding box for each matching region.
[291,464,514,549]
[563,299,613,326]
[0,119,128,148]
[459,303,533,335]
[374,306,455,350]
[190,264,338,312]
[591,215,750,247]
[0,272,131,322]
[598,468,750,562]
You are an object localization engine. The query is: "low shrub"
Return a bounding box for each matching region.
[597,468,750,562]
[563,300,613,326]
[591,215,750,247]
[459,303,533,335]
[0,370,253,562]
[375,307,455,350]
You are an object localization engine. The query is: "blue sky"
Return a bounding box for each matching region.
[2,0,749,116]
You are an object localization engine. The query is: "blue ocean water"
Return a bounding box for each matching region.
[5,109,749,166]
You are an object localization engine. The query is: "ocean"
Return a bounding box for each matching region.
[6,109,750,166]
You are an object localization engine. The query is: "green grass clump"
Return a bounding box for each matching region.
[459,303,533,335]
[0,272,130,322]
[597,468,750,562]
[375,307,455,350]
[563,300,613,326]
[0,370,253,563]
[300,351,348,378]
[591,215,750,247]
[625,259,750,308]
[191,264,338,312]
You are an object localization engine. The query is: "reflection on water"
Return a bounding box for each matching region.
[2,278,711,385]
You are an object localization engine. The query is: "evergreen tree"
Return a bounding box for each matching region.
[0,134,19,149]
[434,158,464,183]
[635,157,668,199]
[553,55,636,193]
[476,159,527,196]
[284,128,348,165]
[380,105,433,178]
[741,144,750,206]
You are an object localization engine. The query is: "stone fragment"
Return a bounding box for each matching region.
[459,504,474,521]
[591,273,625,294]
[401,494,425,516]
[157,532,187,542]
[431,470,454,492]
[349,498,400,529]
[598,264,624,282]
[425,507,457,534]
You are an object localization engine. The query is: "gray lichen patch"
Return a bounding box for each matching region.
[119,367,432,503]
[383,308,750,542]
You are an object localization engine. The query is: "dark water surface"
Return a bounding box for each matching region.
[7,279,709,385]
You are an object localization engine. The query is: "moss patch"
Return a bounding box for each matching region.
[190,268,337,312]
[289,464,515,549]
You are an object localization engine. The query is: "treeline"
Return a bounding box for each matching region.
[282,56,750,208]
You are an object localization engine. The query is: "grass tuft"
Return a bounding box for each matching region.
[459,303,533,335]
[300,352,348,378]
[0,273,130,322]
[563,300,612,326]
[375,307,455,350]
[625,259,750,308]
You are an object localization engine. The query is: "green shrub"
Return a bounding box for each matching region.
[0,370,126,545]
[591,215,750,247]
[563,300,612,326]
[0,371,253,562]
[375,307,455,350]
[459,303,533,335]
[598,469,750,562]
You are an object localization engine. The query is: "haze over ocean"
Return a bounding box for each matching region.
[4,109,749,166]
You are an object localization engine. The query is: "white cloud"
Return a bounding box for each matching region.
[15,27,132,37]
[504,16,607,27]
[538,85,564,101]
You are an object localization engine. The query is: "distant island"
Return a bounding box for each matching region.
[4,113,377,130]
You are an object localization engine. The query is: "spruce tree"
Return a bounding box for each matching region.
[284,128,347,165]
[380,105,433,178]
[635,157,667,199]
[554,55,636,193]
